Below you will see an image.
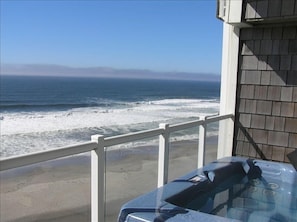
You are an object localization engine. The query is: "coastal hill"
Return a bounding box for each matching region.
[1,63,220,82]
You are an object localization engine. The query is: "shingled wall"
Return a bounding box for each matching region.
[244,0,297,20]
[233,1,297,162]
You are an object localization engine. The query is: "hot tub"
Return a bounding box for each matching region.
[118,157,297,222]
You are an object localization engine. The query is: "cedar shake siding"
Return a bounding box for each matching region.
[232,1,297,162]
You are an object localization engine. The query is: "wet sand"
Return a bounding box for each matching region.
[0,139,218,222]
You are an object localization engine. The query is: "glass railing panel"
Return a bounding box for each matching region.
[104,138,159,222]
[0,154,91,222]
[168,128,199,182]
[205,121,219,165]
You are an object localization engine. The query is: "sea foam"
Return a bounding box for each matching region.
[1,99,219,135]
[0,98,219,157]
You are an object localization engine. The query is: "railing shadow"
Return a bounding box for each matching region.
[233,121,267,160]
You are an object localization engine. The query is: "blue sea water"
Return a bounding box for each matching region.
[0,75,220,157]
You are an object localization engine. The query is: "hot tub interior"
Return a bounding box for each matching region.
[166,159,297,221]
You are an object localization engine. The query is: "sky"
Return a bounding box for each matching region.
[0,0,223,79]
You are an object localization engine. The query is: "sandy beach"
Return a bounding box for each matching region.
[0,139,218,222]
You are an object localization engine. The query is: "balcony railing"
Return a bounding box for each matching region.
[0,113,233,222]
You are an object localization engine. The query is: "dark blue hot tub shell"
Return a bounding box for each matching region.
[118,157,297,222]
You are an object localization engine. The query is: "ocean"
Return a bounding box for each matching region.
[0,75,220,157]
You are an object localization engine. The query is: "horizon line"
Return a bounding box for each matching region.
[1,63,221,82]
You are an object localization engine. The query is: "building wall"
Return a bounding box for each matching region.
[233,1,297,162]
[244,0,297,20]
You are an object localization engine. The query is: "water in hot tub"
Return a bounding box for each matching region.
[185,173,297,222]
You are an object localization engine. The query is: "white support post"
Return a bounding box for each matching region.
[91,135,105,222]
[158,123,170,188]
[198,116,206,168]
[217,23,239,159]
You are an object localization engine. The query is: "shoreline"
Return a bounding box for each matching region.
[0,138,218,222]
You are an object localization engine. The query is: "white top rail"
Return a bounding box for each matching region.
[104,128,163,147]
[205,113,233,123]
[0,142,96,171]
[169,119,205,132]
[0,113,233,172]
[169,113,233,132]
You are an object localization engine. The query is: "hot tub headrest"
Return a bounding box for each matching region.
[244,159,262,179]
[204,159,262,184]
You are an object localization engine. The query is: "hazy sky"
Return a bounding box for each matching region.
[1,0,223,76]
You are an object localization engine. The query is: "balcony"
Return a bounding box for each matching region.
[0,113,233,222]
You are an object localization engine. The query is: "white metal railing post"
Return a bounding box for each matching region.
[158,123,170,188]
[91,135,105,222]
[198,116,206,168]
